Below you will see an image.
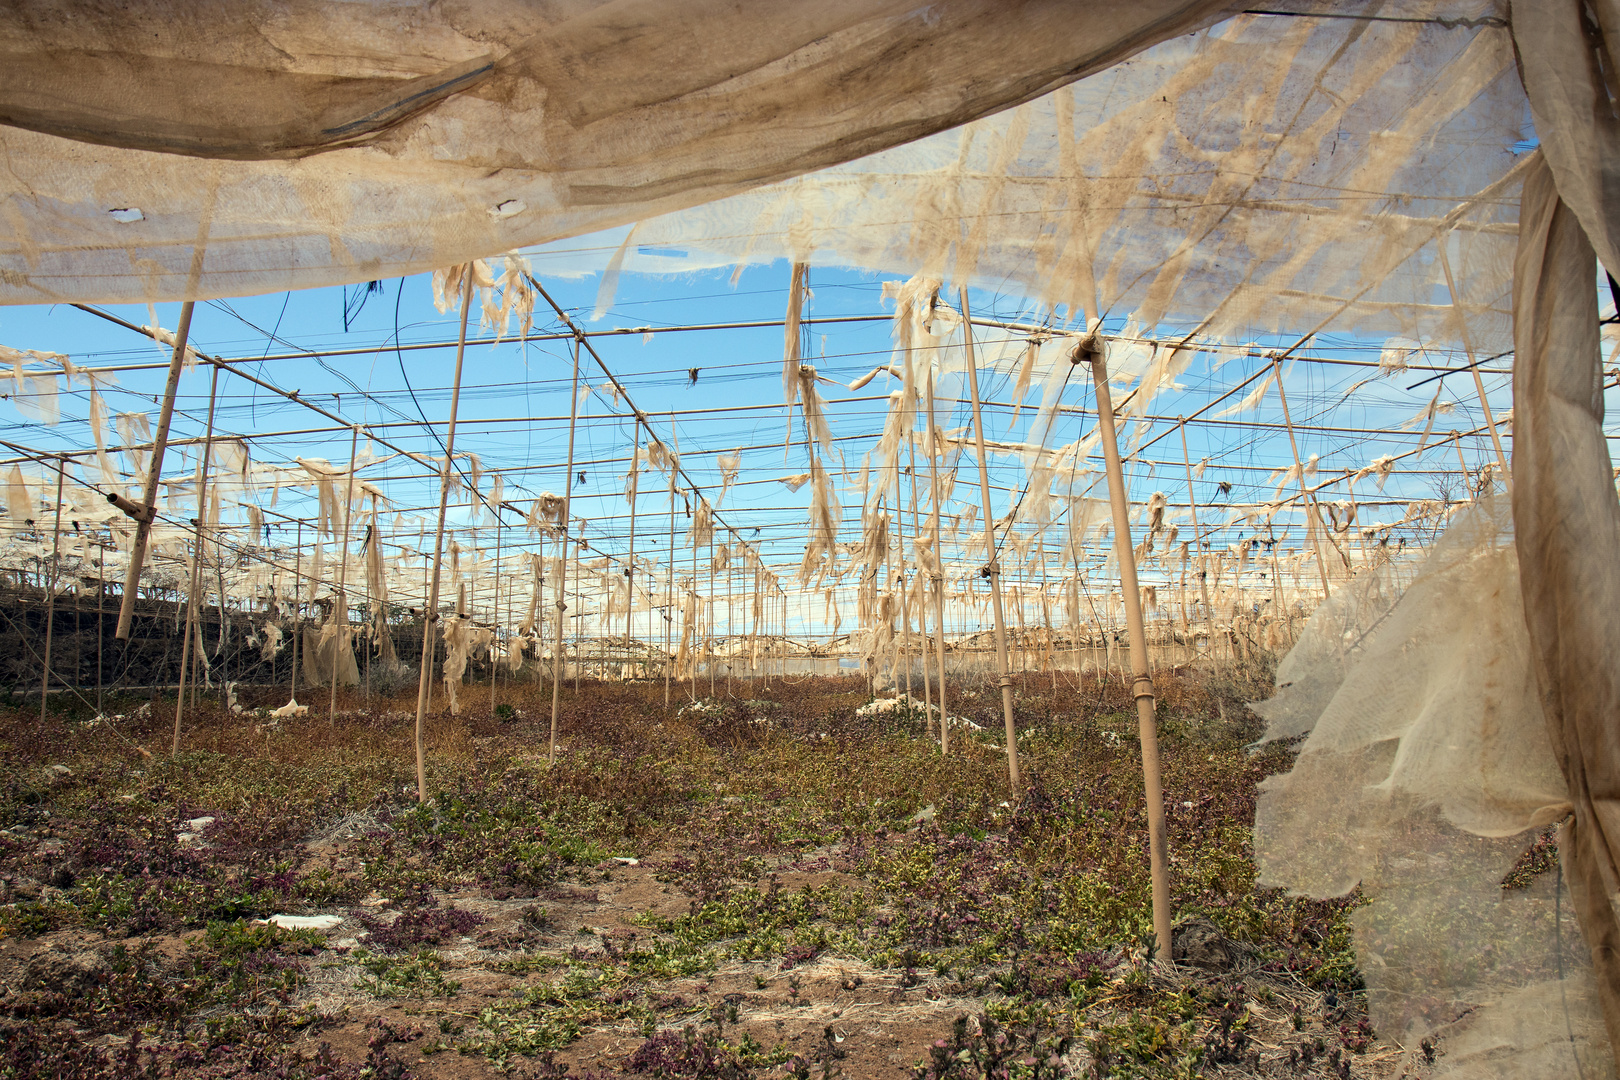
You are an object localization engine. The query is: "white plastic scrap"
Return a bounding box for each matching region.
[263,914,344,931]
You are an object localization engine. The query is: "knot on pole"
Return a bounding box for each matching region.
[998,675,1014,689]
[1068,331,1104,366]
[107,491,153,522]
[979,562,999,579]
[1132,675,1156,702]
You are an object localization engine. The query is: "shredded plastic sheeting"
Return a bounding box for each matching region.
[1,6,1618,1073]
[1254,496,1612,1076]
[584,2,1527,352]
[0,0,1226,303]
[301,624,359,689]
[1511,148,1620,1058]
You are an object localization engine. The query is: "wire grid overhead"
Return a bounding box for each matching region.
[0,255,1551,650]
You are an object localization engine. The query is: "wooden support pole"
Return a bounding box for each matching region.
[1038,534,1056,692]
[491,510,503,716]
[665,489,675,707]
[116,300,195,640]
[413,269,474,802]
[551,335,582,761]
[908,427,933,725]
[893,456,912,700]
[689,494,699,701]
[39,458,65,727]
[573,524,582,693]
[709,532,717,698]
[1087,342,1173,961]
[423,554,436,714]
[332,422,360,723]
[959,288,1019,789]
[927,370,949,754]
[212,530,229,695]
[290,520,303,700]
[625,421,640,661]
[96,544,104,715]
[1178,420,1215,654]
[175,365,219,753]
[724,553,732,698]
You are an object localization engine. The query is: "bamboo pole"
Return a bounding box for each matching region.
[175,365,220,751]
[116,300,195,640]
[364,571,372,708]
[190,600,204,710]
[625,421,640,659]
[1178,421,1215,653]
[1038,534,1056,692]
[709,531,717,699]
[412,269,474,802]
[689,494,699,701]
[958,288,1019,789]
[331,423,360,723]
[536,551,551,687]
[1087,341,1173,961]
[290,521,303,701]
[665,489,675,707]
[1014,576,1029,689]
[96,544,104,715]
[893,459,912,700]
[423,553,436,714]
[926,370,949,754]
[725,553,733,698]
[39,458,65,727]
[213,532,229,695]
[908,428,933,724]
[573,524,582,692]
[491,512,502,715]
[551,335,582,762]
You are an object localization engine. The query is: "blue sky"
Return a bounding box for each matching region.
[0,244,1528,639]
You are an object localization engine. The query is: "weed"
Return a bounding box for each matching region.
[913,1014,1066,1080]
[358,900,486,951]
[355,949,461,998]
[0,667,1365,1076]
[625,1025,795,1079]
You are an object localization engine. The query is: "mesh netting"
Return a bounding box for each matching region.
[600,2,1527,351]
[0,0,1228,304]
[1254,495,1611,1076]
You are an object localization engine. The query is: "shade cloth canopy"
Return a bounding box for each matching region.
[0,0,1228,304]
[7,2,1620,1075]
